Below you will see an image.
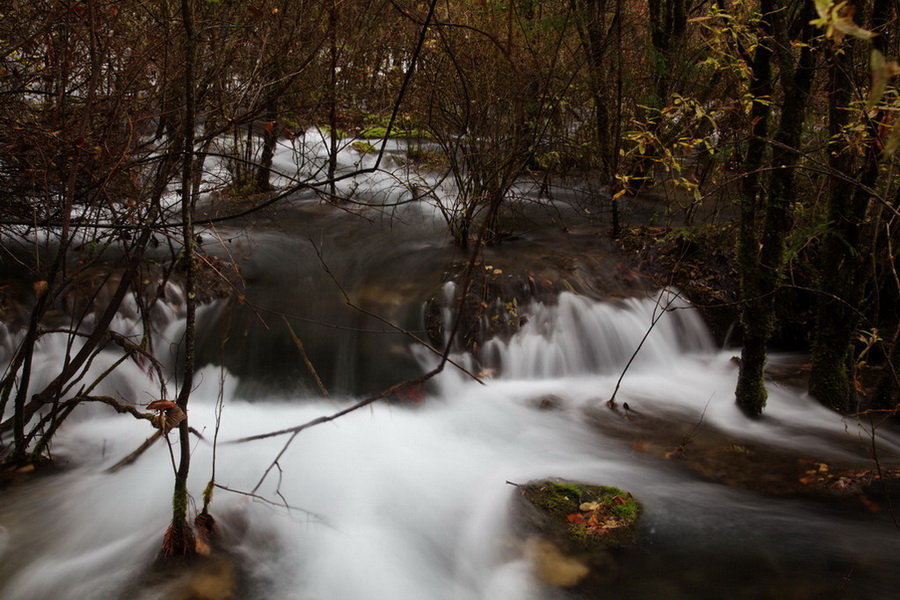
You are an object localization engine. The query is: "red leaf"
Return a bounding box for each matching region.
[147,399,176,411]
[566,513,585,524]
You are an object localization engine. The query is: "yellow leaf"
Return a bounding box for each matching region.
[883,118,900,156]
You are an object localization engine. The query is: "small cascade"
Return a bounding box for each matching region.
[0,282,193,416]
[422,287,715,391]
[480,290,714,379]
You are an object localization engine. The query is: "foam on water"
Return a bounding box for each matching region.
[0,291,898,599]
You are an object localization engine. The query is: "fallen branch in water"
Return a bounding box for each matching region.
[104,424,205,474]
[228,367,441,494]
[105,431,162,473]
[665,393,714,459]
[282,315,329,397]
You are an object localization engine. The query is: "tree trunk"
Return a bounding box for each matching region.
[571,0,615,179]
[808,0,889,412]
[255,97,278,194]
[734,0,774,416]
[736,0,815,416]
[327,0,338,197]
[164,0,198,559]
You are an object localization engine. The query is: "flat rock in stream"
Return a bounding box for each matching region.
[512,479,641,590]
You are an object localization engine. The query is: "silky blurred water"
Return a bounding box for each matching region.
[1,288,898,599]
[0,137,897,599]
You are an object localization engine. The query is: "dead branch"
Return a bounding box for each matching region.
[213,483,329,523]
[282,315,329,396]
[607,288,683,408]
[232,367,440,448]
[238,367,441,494]
[70,394,156,423]
[105,431,162,473]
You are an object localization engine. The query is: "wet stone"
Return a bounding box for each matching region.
[512,479,641,591]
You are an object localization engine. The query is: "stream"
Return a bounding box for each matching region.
[0,139,898,599]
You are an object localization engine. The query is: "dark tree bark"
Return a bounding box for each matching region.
[735,0,775,416]
[255,96,279,194]
[736,0,815,416]
[571,0,617,179]
[809,0,890,412]
[647,0,687,105]
[163,0,198,560]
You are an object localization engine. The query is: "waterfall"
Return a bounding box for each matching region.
[0,289,898,600]
[481,289,714,379]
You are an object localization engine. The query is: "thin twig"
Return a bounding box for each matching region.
[861,413,900,532]
[608,288,683,407]
[282,315,329,396]
[213,483,329,523]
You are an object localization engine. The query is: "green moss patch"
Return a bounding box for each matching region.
[351,141,377,154]
[358,125,432,139]
[519,479,641,551]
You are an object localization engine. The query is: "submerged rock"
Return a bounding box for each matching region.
[133,555,238,600]
[512,479,641,590]
[531,394,566,411]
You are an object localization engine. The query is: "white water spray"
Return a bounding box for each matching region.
[0,290,897,600]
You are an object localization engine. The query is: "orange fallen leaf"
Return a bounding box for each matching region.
[147,399,176,411]
[566,513,585,524]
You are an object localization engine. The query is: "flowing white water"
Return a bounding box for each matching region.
[1,291,898,599]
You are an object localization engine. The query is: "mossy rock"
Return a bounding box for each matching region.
[518,479,641,550]
[351,140,377,154]
[513,479,641,590]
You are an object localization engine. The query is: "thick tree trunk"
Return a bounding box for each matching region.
[808,45,861,412]
[571,0,615,179]
[808,0,889,412]
[734,0,774,416]
[736,0,814,416]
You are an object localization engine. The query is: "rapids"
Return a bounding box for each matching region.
[0,137,898,599]
[0,281,898,599]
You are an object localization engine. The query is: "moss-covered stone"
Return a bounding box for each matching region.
[351,141,377,154]
[519,479,641,551]
[513,478,641,590]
